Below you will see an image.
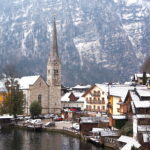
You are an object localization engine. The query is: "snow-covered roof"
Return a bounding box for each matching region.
[95,84,109,92]
[92,128,104,133]
[134,73,150,79]
[136,89,150,97]
[61,92,71,102]
[143,134,150,143]
[77,97,85,102]
[0,81,7,92]
[0,114,13,119]
[61,92,84,102]
[118,135,141,149]
[19,75,40,89]
[91,128,119,136]
[110,86,129,102]
[136,114,150,118]
[101,130,119,137]
[134,101,150,108]
[130,91,150,108]
[72,84,91,89]
[112,115,127,120]
[80,117,109,123]
[138,125,150,132]
[110,85,147,102]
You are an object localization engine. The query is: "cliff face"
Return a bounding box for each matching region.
[0,0,150,85]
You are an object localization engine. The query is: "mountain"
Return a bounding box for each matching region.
[0,0,150,85]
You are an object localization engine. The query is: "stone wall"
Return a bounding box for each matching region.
[29,77,49,114]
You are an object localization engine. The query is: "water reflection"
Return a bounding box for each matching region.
[0,128,112,150]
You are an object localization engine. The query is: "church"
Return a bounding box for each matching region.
[19,19,61,115]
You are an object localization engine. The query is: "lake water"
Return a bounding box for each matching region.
[0,128,112,150]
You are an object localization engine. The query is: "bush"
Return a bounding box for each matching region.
[30,101,42,118]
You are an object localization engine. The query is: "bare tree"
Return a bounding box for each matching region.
[141,56,150,73]
[0,64,24,118]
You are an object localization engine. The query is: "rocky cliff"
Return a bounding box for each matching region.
[0,0,149,85]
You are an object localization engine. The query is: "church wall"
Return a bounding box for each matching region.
[29,77,49,114]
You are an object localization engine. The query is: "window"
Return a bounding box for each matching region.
[38,94,42,105]
[86,105,88,109]
[117,108,120,112]
[89,105,92,110]
[86,97,88,102]
[48,70,50,75]
[102,98,105,104]
[54,70,58,75]
[93,105,96,110]
[98,106,100,112]
[102,106,105,110]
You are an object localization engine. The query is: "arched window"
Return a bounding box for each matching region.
[38,94,42,105]
[93,105,96,111]
[102,98,105,104]
[98,106,100,112]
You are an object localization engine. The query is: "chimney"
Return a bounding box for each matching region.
[142,72,147,85]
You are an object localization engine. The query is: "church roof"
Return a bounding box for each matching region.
[19,75,40,89]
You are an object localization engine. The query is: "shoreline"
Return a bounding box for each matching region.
[11,123,115,150]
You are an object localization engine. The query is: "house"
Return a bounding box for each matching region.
[108,84,147,128]
[124,89,150,149]
[83,84,108,114]
[91,128,120,148]
[80,117,109,135]
[61,91,85,111]
[19,75,49,115]
[132,73,150,85]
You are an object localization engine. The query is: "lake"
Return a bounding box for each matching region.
[0,128,113,150]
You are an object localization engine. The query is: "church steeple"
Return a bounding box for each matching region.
[47,18,61,114]
[50,18,59,61]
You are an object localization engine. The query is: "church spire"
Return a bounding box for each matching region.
[51,17,59,60]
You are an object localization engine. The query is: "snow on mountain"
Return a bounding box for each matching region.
[0,0,150,85]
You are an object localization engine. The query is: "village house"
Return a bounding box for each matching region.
[83,84,108,114]
[132,73,150,85]
[124,89,150,150]
[108,84,147,128]
[61,91,85,111]
[80,117,109,135]
[61,84,91,111]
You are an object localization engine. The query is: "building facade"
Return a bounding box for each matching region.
[83,84,108,114]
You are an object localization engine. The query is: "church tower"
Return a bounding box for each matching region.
[47,18,61,114]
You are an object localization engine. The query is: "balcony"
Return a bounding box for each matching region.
[92,93,100,97]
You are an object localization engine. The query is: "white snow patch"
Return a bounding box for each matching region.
[126,0,142,6]
[74,38,101,65]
